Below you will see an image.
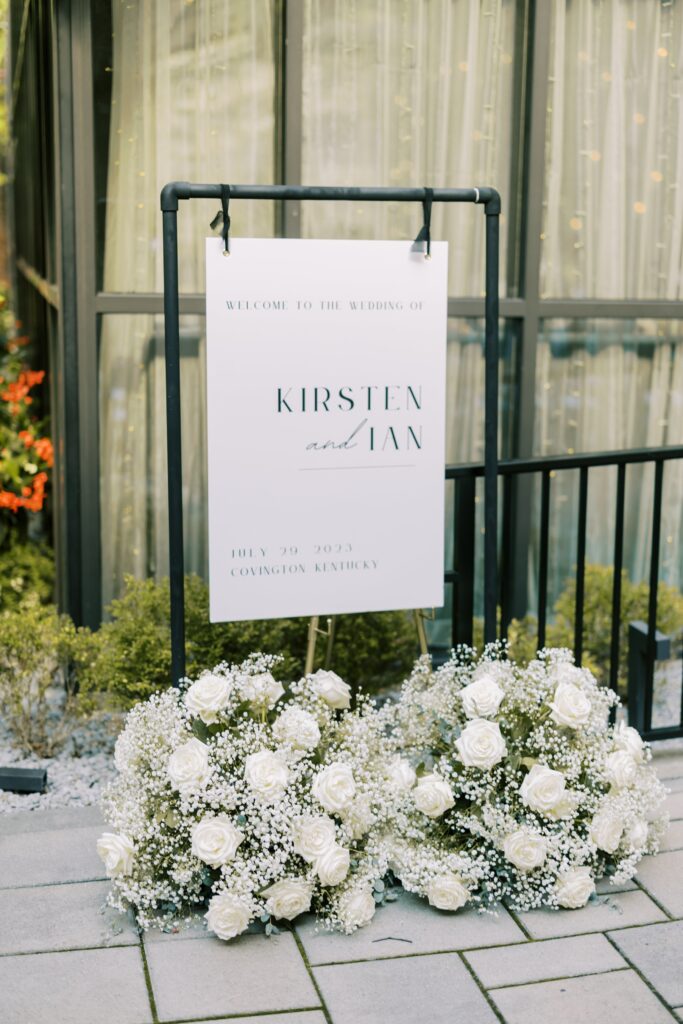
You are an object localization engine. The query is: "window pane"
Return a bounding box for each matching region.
[430,318,519,646]
[92,0,279,295]
[535,319,683,457]
[301,0,524,298]
[99,314,207,608]
[528,319,683,617]
[541,0,683,299]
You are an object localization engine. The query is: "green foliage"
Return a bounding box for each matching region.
[505,564,683,693]
[77,574,418,708]
[0,540,54,609]
[0,598,81,755]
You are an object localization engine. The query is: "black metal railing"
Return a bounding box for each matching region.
[445,445,683,742]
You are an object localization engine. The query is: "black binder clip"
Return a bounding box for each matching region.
[412,187,433,259]
[210,184,231,256]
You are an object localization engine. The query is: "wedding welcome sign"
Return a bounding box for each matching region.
[205,238,447,622]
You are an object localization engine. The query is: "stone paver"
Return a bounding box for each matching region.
[661,819,683,851]
[636,850,683,917]
[595,876,638,894]
[0,805,104,835]
[464,933,626,988]
[295,890,524,964]
[314,952,499,1024]
[665,790,683,820]
[0,880,138,955]
[651,748,683,780]
[0,946,151,1024]
[0,825,105,888]
[490,969,676,1024]
[145,932,320,1022]
[517,888,667,939]
[609,920,683,1006]
[183,1016,327,1024]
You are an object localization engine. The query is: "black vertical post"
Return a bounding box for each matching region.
[644,460,664,732]
[161,189,186,687]
[484,197,500,645]
[609,462,626,720]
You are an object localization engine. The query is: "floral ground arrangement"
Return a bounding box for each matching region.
[98,657,397,938]
[98,647,669,942]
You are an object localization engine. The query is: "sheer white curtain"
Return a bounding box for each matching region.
[532,0,683,609]
[99,0,276,606]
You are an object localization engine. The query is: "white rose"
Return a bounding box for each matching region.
[292,815,337,862]
[605,750,637,790]
[544,790,581,820]
[614,722,645,763]
[337,886,376,931]
[167,738,211,792]
[589,809,624,853]
[427,872,470,911]
[627,819,649,849]
[240,670,284,709]
[191,815,244,868]
[205,892,252,941]
[461,675,504,718]
[555,866,595,909]
[520,763,566,816]
[455,719,507,770]
[548,681,592,729]
[387,757,417,791]
[96,833,135,876]
[263,878,313,920]
[315,843,351,886]
[413,773,455,818]
[312,762,356,813]
[184,673,231,724]
[245,749,289,801]
[503,829,548,871]
[312,669,351,709]
[272,706,321,751]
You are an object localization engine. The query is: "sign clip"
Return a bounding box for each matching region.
[210,184,232,255]
[412,187,434,259]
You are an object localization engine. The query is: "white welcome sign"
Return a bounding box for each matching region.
[205,238,447,622]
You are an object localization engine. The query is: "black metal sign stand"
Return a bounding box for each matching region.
[160,182,500,687]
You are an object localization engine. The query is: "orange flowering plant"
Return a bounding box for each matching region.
[0,304,53,516]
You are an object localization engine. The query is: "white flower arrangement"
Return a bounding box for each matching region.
[98,656,396,940]
[382,646,669,912]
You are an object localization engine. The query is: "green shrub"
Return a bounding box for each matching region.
[77,574,418,708]
[505,564,683,693]
[0,598,80,755]
[0,540,54,610]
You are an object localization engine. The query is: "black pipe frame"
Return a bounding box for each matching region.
[161,181,501,687]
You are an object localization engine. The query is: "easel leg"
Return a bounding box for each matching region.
[304,615,336,675]
[305,616,319,675]
[413,609,433,656]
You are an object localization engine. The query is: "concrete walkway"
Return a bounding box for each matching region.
[1,743,682,1024]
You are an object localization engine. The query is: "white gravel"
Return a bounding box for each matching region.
[0,708,121,814]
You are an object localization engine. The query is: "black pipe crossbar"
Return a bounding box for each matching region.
[161,181,501,686]
[161,182,501,212]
